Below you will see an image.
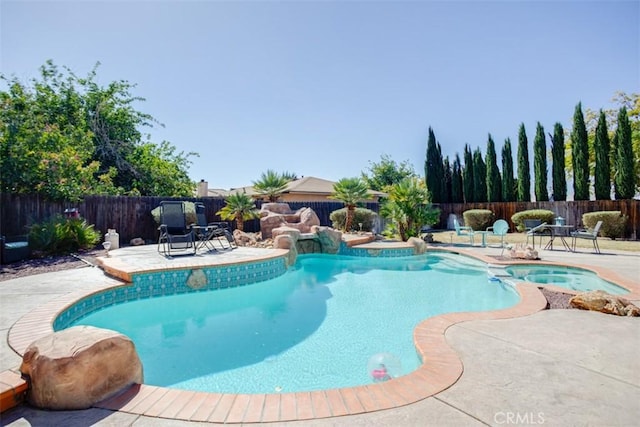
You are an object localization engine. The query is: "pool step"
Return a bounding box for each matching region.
[0,369,28,413]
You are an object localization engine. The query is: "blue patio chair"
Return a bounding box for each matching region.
[157,201,196,257]
[486,219,509,255]
[453,216,474,245]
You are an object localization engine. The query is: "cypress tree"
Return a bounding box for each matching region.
[485,134,502,202]
[463,144,475,202]
[473,147,487,202]
[571,102,590,200]
[451,153,464,203]
[443,156,452,203]
[550,122,567,201]
[594,110,611,200]
[425,127,444,202]
[533,122,548,201]
[501,138,516,202]
[614,107,635,199]
[517,123,531,202]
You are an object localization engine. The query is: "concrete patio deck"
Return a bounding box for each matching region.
[1,243,639,426]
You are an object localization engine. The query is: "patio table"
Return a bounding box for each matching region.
[473,231,490,247]
[543,224,575,252]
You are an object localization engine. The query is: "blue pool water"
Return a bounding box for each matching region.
[69,253,519,393]
[505,265,628,295]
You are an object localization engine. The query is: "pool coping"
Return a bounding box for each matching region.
[6,245,640,423]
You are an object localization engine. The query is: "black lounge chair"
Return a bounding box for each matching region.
[191,202,236,251]
[157,201,196,257]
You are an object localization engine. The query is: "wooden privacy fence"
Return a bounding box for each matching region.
[0,194,379,244]
[1,194,638,243]
[435,200,640,239]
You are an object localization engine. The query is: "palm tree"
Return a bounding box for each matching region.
[330,177,370,232]
[216,193,259,231]
[380,178,440,241]
[253,170,291,202]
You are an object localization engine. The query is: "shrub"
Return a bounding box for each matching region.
[330,207,377,231]
[582,211,628,239]
[28,215,101,256]
[511,209,555,232]
[462,209,494,231]
[151,201,197,225]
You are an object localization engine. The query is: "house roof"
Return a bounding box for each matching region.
[228,176,386,198]
[206,188,231,197]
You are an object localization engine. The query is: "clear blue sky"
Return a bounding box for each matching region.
[2,0,638,190]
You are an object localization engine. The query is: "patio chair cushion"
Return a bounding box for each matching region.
[1,235,30,264]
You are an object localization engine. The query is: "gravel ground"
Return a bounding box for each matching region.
[0,249,103,282]
[539,287,575,310]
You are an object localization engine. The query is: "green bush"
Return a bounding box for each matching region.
[462,209,494,231]
[582,211,628,239]
[511,209,555,232]
[151,201,197,225]
[28,215,101,256]
[330,207,377,231]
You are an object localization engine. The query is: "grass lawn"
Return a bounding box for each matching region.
[427,230,640,253]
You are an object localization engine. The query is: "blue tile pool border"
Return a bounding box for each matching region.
[54,257,288,330]
[54,245,421,330]
[338,242,415,257]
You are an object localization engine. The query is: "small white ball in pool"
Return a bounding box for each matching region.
[367,353,401,382]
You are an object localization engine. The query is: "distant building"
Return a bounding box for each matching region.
[195,180,230,198]
[228,176,386,202]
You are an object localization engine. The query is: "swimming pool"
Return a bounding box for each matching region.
[505,265,628,295]
[66,253,519,394]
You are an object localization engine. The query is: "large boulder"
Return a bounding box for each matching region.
[570,290,639,316]
[408,237,427,254]
[20,326,143,410]
[313,226,342,254]
[272,226,302,240]
[259,203,320,239]
[274,233,298,266]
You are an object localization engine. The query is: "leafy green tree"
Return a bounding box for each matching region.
[216,192,260,231]
[517,123,531,202]
[128,141,196,196]
[424,127,444,202]
[361,154,416,192]
[473,147,487,202]
[252,170,291,202]
[485,134,502,202]
[594,110,611,200]
[330,177,370,232]
[614,106,635,199]
[572,102,590,200]
[533,122,548,201]
[451,154,464,203]
[1,68,110,200]
[379,178,440,241]
[462,144,475,203]
[550,123,567,201]
[0,60,195,199]
[501,138,516,202]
